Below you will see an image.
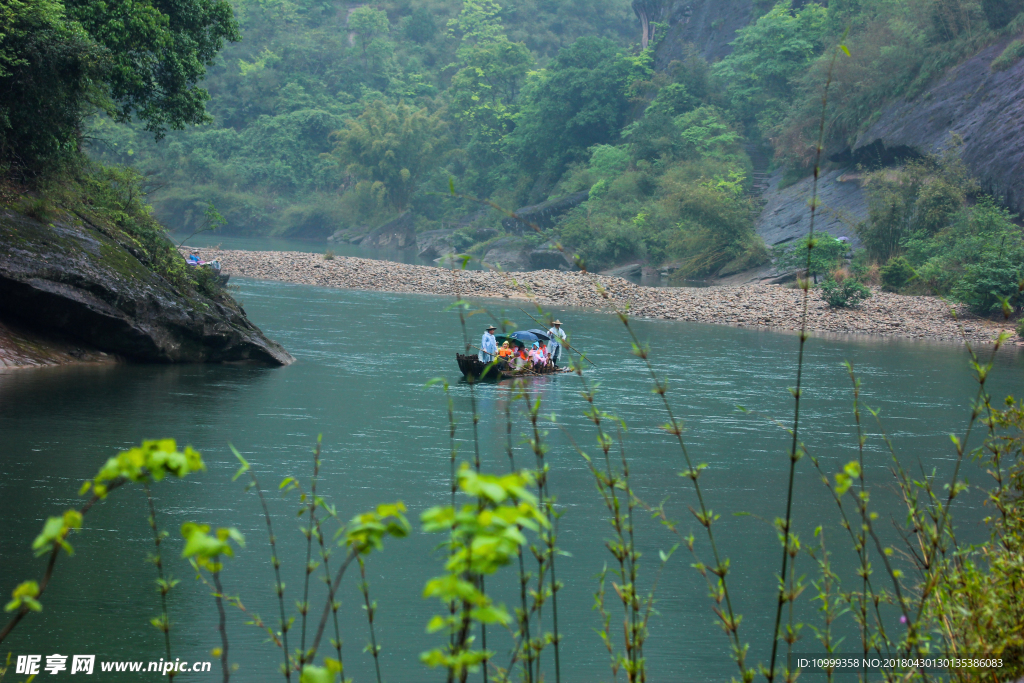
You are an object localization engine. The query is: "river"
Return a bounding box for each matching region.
[1,277,1020,682]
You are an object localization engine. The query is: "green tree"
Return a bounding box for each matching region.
[510,36,632,173]
[402,6,436,44]
[330,100,448,212]
[449,37,532,163]
[1,0,238,173]
[348,6,389,67]
[446,0,503,44]
[67,0,239,134]
[773,233,848,280]
[712,1,827,134]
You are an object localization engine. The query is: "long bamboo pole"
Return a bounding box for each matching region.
[517,308,596,367]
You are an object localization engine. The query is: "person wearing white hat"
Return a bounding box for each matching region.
[479,325,498,363]
[546,319,566,366]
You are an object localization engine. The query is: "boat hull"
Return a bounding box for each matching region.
[456,353,570,381]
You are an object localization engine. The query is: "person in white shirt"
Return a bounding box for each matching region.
[546,319,566,366]
[479,325,498,362]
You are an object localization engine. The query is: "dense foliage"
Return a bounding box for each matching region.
[851,149,1024,314]
[0,0,238,174]
[8,0,1021,295]
[79,0,767,276]
[712,0,1024,165]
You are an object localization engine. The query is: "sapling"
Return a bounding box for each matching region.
[181,522,245,683]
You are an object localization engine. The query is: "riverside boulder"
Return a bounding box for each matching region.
[0,208,293,365]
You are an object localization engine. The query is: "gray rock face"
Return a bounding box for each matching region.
[502,191,589,235]
[601,262,643,278]
[528,241,574,270]
[483,237,530,271]
[756,168,868,249]
[0,209,293,365]
[416,228,458,261]
[361,212,416,248]
[849,37,1024,215]
[654,0,754,66]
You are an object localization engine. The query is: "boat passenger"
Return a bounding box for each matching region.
[515,345,528,370]
[479,325,498,363]
[546,319,566,366]
[187,251,201,265]
[497,341,514,369]
[528,342,546,369]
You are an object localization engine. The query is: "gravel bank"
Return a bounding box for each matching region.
[188,248,1019,345]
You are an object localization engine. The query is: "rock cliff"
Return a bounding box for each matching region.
[847,37,1024,216]
[654,0,754,66]
[0,208,294,366]
[502,191,589,235]
[756,168,868,250]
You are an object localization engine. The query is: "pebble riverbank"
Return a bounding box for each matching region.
[188,248,1020,345]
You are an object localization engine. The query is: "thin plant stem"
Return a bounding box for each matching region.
[309,548,358,659]
[768,34,847,683]
[0,477,126,644]
[505,379,534,683]
[299,441,322,667]
[144,484,175,681]
[212,566,230,683]
[308,449,344,673]
[358,556,383,683]
[242,467,292,681]
[614,314,747,679]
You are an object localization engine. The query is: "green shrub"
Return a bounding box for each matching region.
[849,248,871,281]
[449,230,476,253]
[880,256,916,292]
[950,256,1024,315]
[820,277,872,308]
[991,38,1024,71]
[772,233,848,279]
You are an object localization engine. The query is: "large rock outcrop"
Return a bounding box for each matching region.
[0,208,293,365]
[502,191,589,235]
[847,37,1024,215]
[756,167,868,249]
[654,0,754,66]
[359,212,417,248]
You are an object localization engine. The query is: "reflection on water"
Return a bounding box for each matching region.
[1,278,1020,682]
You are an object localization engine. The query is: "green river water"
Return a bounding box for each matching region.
[1,278,1020,682]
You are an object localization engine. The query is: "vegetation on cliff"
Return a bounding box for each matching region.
[0,0,295,363]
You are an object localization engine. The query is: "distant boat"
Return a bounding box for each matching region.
[456,329,571,381]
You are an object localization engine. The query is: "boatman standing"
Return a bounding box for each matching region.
[546,319,566,366]
[479,324,498,363]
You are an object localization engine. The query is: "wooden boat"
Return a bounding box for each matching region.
[456,353,570,381]
[456,328,571,381]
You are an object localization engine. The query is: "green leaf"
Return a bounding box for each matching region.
[300,665,337,683]
[5,580,42,613]
[230,445,250,481]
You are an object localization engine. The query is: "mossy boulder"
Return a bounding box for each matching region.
[0,208,293,365]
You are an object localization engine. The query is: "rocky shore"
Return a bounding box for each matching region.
[188,248,1020,345]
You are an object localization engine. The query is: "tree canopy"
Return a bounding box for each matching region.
[0,0,237,173]
[331,100,448,213]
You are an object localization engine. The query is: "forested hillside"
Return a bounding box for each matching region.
[52,0,1024,301]
[87,0,638,234]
